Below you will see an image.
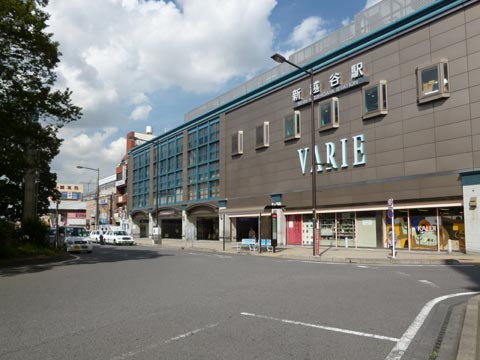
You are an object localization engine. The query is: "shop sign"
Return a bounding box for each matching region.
[67,212,86,219]
[292,62,367,108]
[297,134,366,174]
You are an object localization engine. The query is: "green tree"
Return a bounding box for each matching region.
[0,0,81,221]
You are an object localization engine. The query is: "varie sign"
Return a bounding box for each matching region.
[297,134,366,174]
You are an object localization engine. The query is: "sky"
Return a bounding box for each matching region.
[46,0,382,188]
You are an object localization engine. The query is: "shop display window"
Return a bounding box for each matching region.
[416,60,449,103]
[439,207,465,252]
[319,213,336,247]
[410,208,438,250]
[386,210,409,249]
[337,212,355,247]
[362,80,387,119]
[319,97,339,131]
[284,111,301,141]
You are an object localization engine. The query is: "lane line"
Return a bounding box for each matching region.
[111,323,219,360]
[240,312,399,342]
[384,292,479,360]
[418,279,438,288]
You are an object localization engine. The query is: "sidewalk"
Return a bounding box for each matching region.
[135,237,480,265]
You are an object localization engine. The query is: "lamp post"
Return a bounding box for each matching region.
[77,166,100,230]
[271,53,319,256]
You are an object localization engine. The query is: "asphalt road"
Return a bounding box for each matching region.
[1,244,479,360]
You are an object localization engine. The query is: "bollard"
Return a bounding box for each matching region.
[447,239,452,254]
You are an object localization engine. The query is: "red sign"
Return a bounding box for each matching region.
[67,212,86,219]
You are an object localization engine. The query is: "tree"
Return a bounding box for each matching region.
[0,0,81,221]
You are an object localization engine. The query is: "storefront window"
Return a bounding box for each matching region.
[337,212,355,247]
[439,207,465,252]
[356,211,382,248]
[302,215,313,246]
[319,213,336,247]
[386,210,409,249]
[410,208,438,251]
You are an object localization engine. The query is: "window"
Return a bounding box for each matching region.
[319,97,339,131]
[363,80,388,119]
[232,131,243,155]
[417,60,449,103]
[255,121,269,149]
[284,111,301,140]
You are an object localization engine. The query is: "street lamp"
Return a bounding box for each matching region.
[77,165,100,230]
[271,53,319,256]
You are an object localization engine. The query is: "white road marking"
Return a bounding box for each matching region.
[384,292,479,360]
[357,265,370,268]
[187,252,232,259]
[418,280,438,288]
[396,271,411,277]
[111,323,219,360]
[240,312,399,342]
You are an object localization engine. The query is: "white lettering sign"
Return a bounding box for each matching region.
[292,88,302,102]
[329,73,341,88]
[351,62,364,79]
[297,134,366,175]
[352,134,366,165]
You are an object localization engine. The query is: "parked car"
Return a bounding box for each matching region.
[58,226,93,253]
[89,230,104,244]
[104,230,135,245]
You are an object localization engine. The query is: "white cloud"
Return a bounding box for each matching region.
[129,104,152,121]
[287,16,328,49]
[47,0,277,116]
[51,128,124,183]
[46,0,278,183]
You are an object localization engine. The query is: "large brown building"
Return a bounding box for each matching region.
[128,0,480,253]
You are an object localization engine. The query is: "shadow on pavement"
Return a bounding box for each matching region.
[0,245,173,277]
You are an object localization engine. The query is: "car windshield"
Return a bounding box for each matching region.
[115,231,128,235]
[66,228,89,237]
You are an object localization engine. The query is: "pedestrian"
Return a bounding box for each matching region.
[248,227,256,239]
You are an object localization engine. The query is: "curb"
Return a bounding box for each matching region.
[456,295,480,360]
[156,244,475,266]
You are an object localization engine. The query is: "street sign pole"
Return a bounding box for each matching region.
[388,198,395,258]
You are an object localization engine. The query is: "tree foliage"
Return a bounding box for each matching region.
[0,0,81,220]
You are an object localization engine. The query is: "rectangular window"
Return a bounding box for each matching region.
[417,60,449,103]
[363,80,388,119]
[232,131,243,155]
[284,111,301,140]
[255,121,269,149]
[319,97,339,131]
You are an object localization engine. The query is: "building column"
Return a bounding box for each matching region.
[462,173,480,253]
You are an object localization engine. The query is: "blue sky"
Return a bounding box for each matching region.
[46,0,379,186]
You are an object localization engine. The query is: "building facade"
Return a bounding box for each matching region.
[128,0,480,253]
